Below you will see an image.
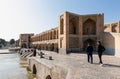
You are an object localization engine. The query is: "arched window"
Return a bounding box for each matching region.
[83,19,96,35]
[73,24,77,34]
[60,18,64,34]
[69,16,79,35]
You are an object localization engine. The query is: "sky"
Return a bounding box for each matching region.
[0,0,120,41]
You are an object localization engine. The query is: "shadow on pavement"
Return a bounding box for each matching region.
[102,64,120,68]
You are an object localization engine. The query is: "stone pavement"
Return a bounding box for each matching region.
[34,50,120,79]
[0,53,28,79]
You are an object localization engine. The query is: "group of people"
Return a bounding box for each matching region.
[86,41,105,64]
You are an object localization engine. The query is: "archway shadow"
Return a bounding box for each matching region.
[46,75,52,79]
[33,64,37,74]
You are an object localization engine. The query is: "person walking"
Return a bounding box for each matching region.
[97,41,105,64]
[33,48,36,56]
[86,43,94,64]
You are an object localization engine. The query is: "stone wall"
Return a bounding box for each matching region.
[104,21,120,33]
[28,58,68,79]
[31,27,58,52]
[59,12,104,54]
[103,32,120,56]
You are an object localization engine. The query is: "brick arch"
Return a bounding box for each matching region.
[32,64,37,74]
[50,43,54,51]
[69,16,79,34]
[46,75,52,79]
[83,18,96,35]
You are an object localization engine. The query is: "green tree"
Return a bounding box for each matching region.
[0,38,7,47]
[10,39,15,45]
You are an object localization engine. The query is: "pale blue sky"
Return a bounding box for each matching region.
[0,0,120,41]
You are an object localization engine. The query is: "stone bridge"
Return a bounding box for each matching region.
[28,51,120,79]
[28,57,68,79]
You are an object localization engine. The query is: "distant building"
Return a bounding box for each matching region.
[31,27,58,51]
[15,39,19,47]
[19,33,34,48]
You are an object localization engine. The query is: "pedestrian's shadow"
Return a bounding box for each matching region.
[102,64,120,68]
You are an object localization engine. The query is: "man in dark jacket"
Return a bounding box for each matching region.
[86,43,94,64]
[97,41,105,64]
[33,48,36,56]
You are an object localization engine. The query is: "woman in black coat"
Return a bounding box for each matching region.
[97,41,105,64]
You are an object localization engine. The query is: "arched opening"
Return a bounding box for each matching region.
[50,32,52,40]
[112,25,117,32]
[60,18,64,34]
[83,19,96,35]
[33,64,37,74]
[73,26,76,34]
[54,43,58,52]
[69,16,79,35]
[46,75,52,79]
[50,43,54,51]
[21,43,27,48]
[56,30,58,39]
[83,39,96,51]
[54,30,56,39]
[46,45,48,50]
[38,45,41,50]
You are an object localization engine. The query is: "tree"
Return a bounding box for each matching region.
[0,38,6,46]
[10,39,15,45]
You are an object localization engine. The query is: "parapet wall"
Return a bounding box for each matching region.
[28,50,120,79]
[28,57,68,79]
[103,32,120,56]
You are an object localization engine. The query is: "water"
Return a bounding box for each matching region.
[0,53,28,79]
